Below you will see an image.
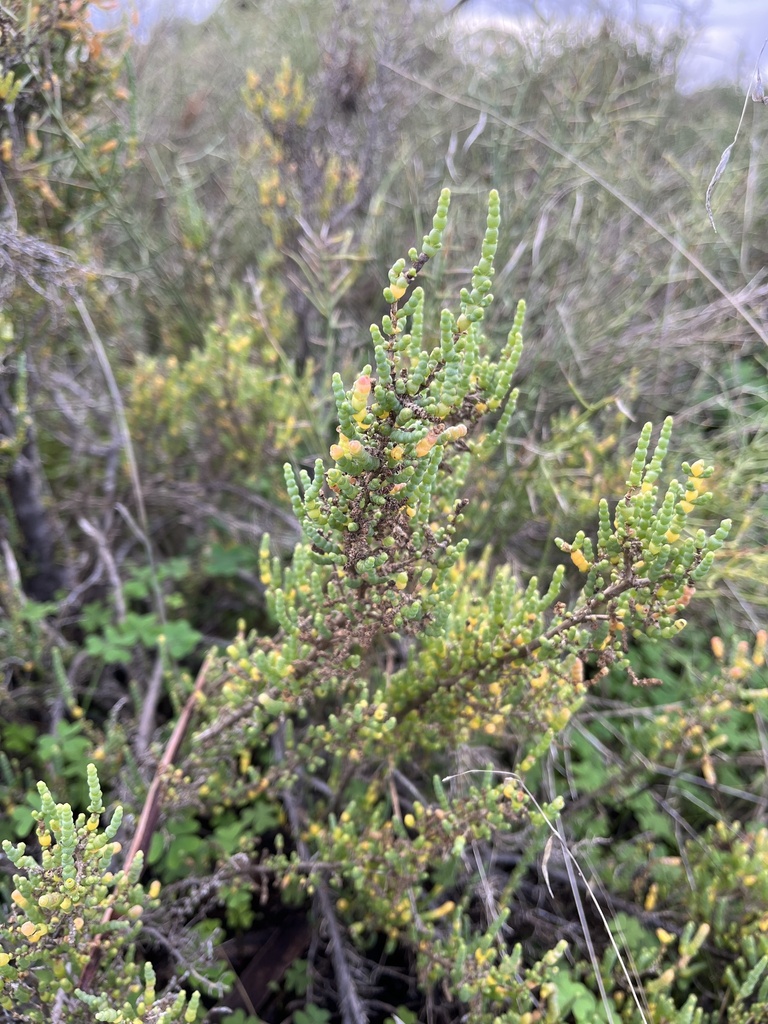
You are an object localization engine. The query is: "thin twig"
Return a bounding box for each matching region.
[135,653,165,758]
[275,729,369,1024]
[0,537,24,603]
[77,516,126,621]
[70,290,167,630]
[126,651,217,867]
[78,651,217,993]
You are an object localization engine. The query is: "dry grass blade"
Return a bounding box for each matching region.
[443,769,650,1024]
[71,290,168,630]
[706,38,768,232]
[382,59,768,350]
[705,142,735,231]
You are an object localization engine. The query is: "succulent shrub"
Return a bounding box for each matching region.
[163,188,732,1022]
[1,154,756,1019]
[0,764,201,1023]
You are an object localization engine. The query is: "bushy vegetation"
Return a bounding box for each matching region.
[1,1,767,1022]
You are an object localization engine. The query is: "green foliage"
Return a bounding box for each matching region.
[294,1007,332,1024]
[125,300,317,495]
[0,591,58,685]
[0,765,201,1023]
[536,619,768,1022]
[3,5,768,1022]
[0,0,128,239]
[84,610,200,666]
[145,797,278,930]
[165,190,735,1023]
